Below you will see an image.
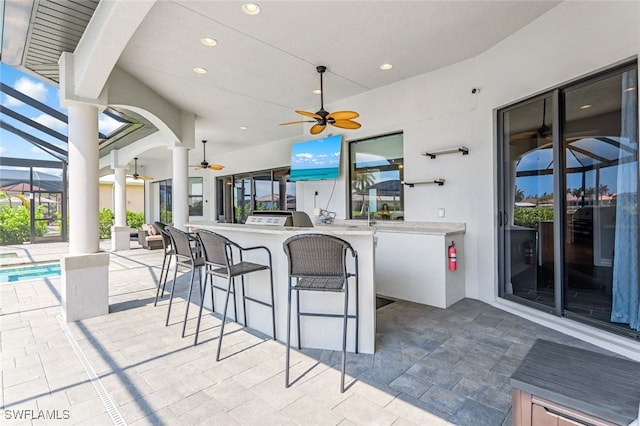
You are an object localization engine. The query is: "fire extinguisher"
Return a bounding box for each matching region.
[448,241,457,271]
[524,239,533,265]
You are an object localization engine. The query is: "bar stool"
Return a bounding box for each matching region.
[153,222,174,306]
[164,226,205,338]
[195,229,276,361]
[282,233,359,393]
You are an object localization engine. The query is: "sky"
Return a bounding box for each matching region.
[0,63,122,164]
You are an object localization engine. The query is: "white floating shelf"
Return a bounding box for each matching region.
[421,146,469,159]
[402,179,445,187]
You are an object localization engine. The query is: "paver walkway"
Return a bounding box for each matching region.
[0,242,621,425]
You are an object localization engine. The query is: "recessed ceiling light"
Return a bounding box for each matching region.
[200,37,217,47]
[580,104,592,109]
[193,67,207,74]
[624,86,637,92]
[380,63,393,70]
[312,89,322,95]
[242,2,261,15]
[240,126,248,130]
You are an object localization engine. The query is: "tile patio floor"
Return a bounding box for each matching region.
[0,242,621,425]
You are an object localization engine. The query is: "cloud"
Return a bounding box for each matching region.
[99,115,124,135]
[295,152,313,160]
[30,146,43,154]
[3,76,49,106]
[0,146,6,154]
[33,114,66,132]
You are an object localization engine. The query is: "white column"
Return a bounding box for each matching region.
[63,101,109,322]
[172,145,189,230]
[67,103,100,254]
[111,165,131,251]
[114,166,127,226]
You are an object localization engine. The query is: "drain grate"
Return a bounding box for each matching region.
[57,315,127,426]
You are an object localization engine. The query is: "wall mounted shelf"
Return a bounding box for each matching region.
[421,146,469,159]
[402,179,445,187]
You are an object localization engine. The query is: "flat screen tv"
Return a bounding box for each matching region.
[289,135,343,181]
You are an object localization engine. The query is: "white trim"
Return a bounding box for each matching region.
[493,298,640,362]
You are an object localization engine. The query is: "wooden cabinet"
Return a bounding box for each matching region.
[511,340,640,426]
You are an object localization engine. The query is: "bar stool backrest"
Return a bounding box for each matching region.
[154,221,172,250]
[165,227,193,260]
[196,229,232,271]
[283,234,351,278]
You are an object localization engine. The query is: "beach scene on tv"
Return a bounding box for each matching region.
[289,135,342,181]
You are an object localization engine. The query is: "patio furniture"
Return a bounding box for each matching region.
[195,229,276,361]
[153,222,174,306]
[139,223,164,250]
[283,233,359,393]
[164,226,205,338]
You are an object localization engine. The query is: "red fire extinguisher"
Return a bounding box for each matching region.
[448,241,457,271]
[524,239,533,265]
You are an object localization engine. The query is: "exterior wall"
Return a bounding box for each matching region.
[98,183,145,212]
[203,1,639,307]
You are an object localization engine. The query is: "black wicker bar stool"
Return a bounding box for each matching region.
[195,229,276,361]
[164,226,205,338]
[283,233,359,393]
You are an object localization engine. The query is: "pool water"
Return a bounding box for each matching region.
[0,263,61,283]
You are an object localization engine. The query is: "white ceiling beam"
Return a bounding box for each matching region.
[72,0,156,100]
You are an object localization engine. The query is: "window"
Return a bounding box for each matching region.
[188,177,203,216]
[158,179,172,224]
[348,133,404,220]
[216,167,295,223]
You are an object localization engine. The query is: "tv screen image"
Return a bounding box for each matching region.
[289,135,343,181]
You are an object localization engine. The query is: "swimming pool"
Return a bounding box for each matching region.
[0,263,61,283]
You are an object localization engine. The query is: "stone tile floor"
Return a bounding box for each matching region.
[0,242,620,425]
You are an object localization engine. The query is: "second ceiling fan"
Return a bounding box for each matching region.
[280,65,361,135]
[191,140,224,171]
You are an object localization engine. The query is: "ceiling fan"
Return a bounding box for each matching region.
[128,157,153,181]
[280,65,361,135]
[191,140,224,171]
[510,98,552,143]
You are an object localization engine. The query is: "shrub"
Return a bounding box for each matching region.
[99,208,115,239]
[0,205,31,244]
[126,210,145,230]
[514,206,554,228]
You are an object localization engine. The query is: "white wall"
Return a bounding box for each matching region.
[159,2,640,304]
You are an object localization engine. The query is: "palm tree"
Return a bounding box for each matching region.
[351,171,376,209]
[515,187,525,202]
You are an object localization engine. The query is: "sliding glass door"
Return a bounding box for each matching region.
[498,63,639,338]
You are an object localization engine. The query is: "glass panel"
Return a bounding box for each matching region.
[159,180,172,224]
[188,177,203,216]
[273,168,295,211]
[563,69,639,332]
[252,171,273,211]
[233,174,251,223]
[349,133,404,220]
[502,95,556,309]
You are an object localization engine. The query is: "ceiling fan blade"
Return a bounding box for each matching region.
[331,119,361,130]
[279,120,316,126]
[295,110,322,119]
[310,124,326,134]
[193,166,203,170]
[208,164,225,171]
[138,175,154,181]
[327,111,359,120]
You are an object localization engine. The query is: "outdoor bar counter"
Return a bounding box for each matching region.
[186,221,377,354]
[186,220,466,354]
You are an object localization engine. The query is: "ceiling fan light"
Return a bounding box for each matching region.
[200,37,217,47]
[242,2,261,15]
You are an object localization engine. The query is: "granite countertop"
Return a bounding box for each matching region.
[187,220,465,236]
